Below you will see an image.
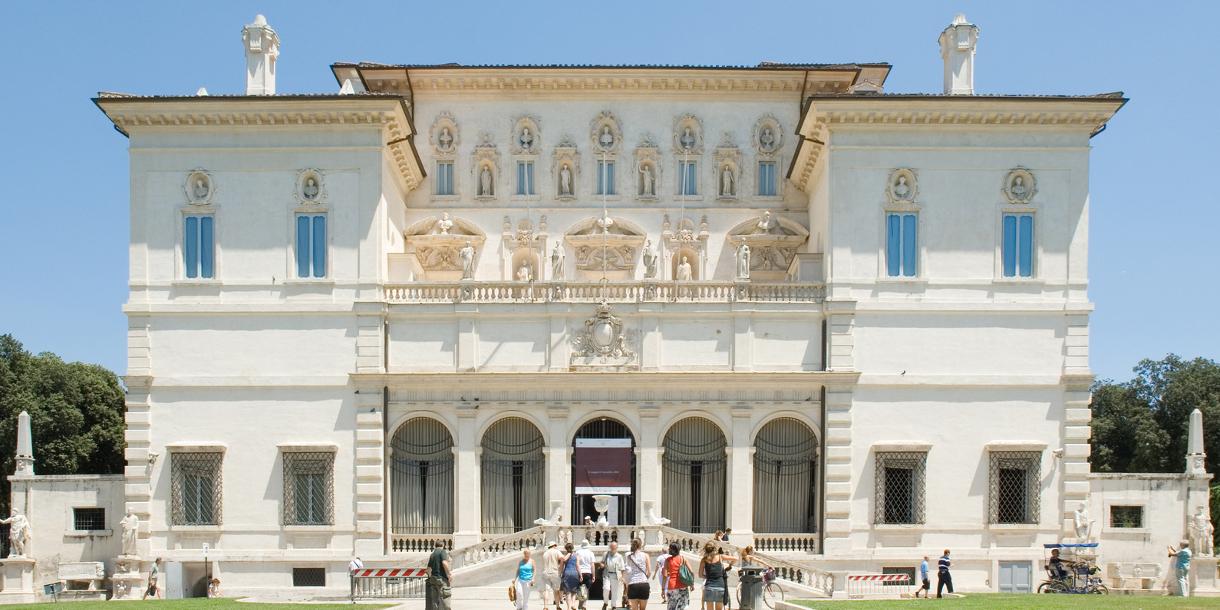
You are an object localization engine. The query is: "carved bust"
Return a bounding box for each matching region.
[188,173,211,203]
[519,126,534,151]
[302,176,320,200]
[434,212,454,235]
[598,126,615,150]
[759,126,776,152]
[680,126,696,151]
[438,127,454,152]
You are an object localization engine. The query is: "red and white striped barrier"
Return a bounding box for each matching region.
[846,573,912,598]
[847,574,910,583]
[352,567,428,578]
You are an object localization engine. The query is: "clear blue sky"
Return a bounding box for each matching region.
[2,1,1216,382]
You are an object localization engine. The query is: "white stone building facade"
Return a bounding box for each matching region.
[78,13,1218,600]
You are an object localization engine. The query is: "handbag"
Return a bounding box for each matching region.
[508,582,517,601]
[675,557,695,588]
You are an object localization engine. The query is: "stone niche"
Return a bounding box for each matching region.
[726,211,810,281]
[404,214,487,280]
[564,216,646,281]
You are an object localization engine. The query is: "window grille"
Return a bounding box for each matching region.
[171,451,223,525]
[1110,505,1143,528]
[989,451,1040,524]
[283,451,335,525]
[292,567,326,587]
[874,452,926,524]
[73,507,106,531]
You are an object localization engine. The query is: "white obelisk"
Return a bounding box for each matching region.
[14,411,33,477]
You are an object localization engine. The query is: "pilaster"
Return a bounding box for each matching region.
[638,404,661,520]
[121,376,153,556]
[821,385,854,553]
[825,300,856,371]
[453,404,482,547]
[727,403,754,541]
[1060,374,1093,539]
[355,304,386,373]
[546,404,572,522]
[353,386,385,556]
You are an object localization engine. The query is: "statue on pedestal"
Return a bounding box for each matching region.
[642,241,657,279]
[676,256,693,281]
[551,244,564,280]
[1190,506,1214,557]
[120,510,140,557]
[479,166,494,197]
[0,509,31,557]
[639,164,655,197]
[559,164,573,197]
[1073,502,1094,542]
[736,244,751,280]
[459,241,475,279]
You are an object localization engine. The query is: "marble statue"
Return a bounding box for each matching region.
[642,240,657,279]
[191,176,210,201]
[120,509,140,556]
[680,126,696,151]
[893,175,912,200]
[720,166,735,197]
[302,176,319,200]
[551,243,564,279]
[598,125,614,150]
[533,502,565,526]
[754,210,779,234]
[639,164,655,196]
[676,256,693,281]
[597,215,614,234]
[434,212,454,235]
[644,501,670,526]
[1011,175,1028,199]
[760,126,776,151]
[1190,506,1214,557]
[459,241,475,279]
[559,164,573,196]
[516,261,532,282]
[519,126,534,151]
[736,243,751,279]
[438,127,454,151]
[1,509,31,557]
[1073,502,1094,542]
[479,166,493,196]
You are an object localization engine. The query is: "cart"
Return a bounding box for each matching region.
[1038,543,1108,594]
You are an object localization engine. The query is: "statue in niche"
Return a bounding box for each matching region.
[680,126,697,151]
[1,509,31,557]
[438,127,454,152]
[676,256,693,281]
[120,509,140,556]
[191,175,210,201]
[736,243,751,279]
[639,163,655,197]
[479,166,494,196]
[720,166,735,197]
[519,126,535,151]
[434,212,454,235]
[759,126,776,152]
[1190,506,1214,556]
[516,260,532,282]
[754,210,780,235]
[1073,502,1094,542]
[598,125,615,150]
[302,176,320,200]
[642,240,657,279]
[559,164,573,197]
[1010,175,1028,200]
[459,241,475,279]
[893,174,912,201]
[551,243,565,279]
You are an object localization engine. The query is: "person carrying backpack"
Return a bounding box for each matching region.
[663,543,695,610]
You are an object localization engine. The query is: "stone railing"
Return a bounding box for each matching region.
[383,281,825,304]
[753,533,819,554]
[451,526,547,569]
[389,532,453,553]
[657,526,834,597]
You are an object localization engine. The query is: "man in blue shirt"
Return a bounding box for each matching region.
[915,556,930,598]
[1169,541,1192,596]
[936,549,953,598]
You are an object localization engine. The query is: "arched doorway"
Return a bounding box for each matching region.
[662,417,726,533]
[390,417,454,535]
[572,418,636,525]
[481,417,545,535]
[753,417,818,533]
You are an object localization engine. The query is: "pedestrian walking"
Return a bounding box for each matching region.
[142,558,162,600]
[601,541,625,610]
[542,541,564,609]
[936,549,953,598]
[656,548,670,603]
[514,548,536,610]
[663,542,695,610]
[1168,541,1192,596]
[914,556,930,598]
[575,540,597,608]
[425,540,452,610]
[624,538,652,610]
[699,541,736,610]
[560,542,582,610]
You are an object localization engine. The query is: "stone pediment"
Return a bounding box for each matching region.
[404,214,486,278]
[564,217,646,274]
[727,212,809,280]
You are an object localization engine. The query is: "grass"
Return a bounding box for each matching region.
[790,593,1220,609]
[5,600,394,610]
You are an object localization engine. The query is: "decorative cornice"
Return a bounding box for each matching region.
[395,70,839,98]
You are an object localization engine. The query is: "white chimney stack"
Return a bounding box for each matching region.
[242,14,280,96]
[938,14,978,95]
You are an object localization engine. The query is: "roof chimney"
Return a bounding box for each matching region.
[242,14,280,95]
[938,14,978,95]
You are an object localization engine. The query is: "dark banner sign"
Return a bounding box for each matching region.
[573,438,632,495]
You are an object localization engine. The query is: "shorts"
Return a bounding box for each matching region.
[542,573,562,592]
[921,577,930,589]
[627,582,651,600]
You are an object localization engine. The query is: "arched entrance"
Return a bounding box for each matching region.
[572,418,636,525]
[480,417,545,535]
[753,417,818,533]
[662,417,726,533]
[390,417,454,535]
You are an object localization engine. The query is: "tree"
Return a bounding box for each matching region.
[0,334,126,510]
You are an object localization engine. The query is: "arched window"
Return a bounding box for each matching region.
[753,418,818,533]
[662,417,726,533]
[481,417,545,534]
[390,418,454,536]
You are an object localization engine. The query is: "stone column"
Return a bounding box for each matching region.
[453,405,482,547]
[546,405,572,525]
[727,404,754,544]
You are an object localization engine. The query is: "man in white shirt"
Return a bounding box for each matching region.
[601,541,625,610]
[655,553,668,602]
[541,541,563,609]
[575,540,597,609]
[348,556,364,573]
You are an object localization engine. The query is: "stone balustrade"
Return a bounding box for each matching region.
[753,533,820,554]
[383,280,825,304]
[389,533,455,553]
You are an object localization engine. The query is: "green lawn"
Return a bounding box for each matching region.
[5,600,393,610]
[791,593,1220,609]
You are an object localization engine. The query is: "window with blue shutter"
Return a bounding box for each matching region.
[758,161,777,196]
[296,214,327,278]
[183,215,214,279]
[595,160,615,195]
[435,161,454,195]
[1002,213,1034,278]
[678,160,698,196]
[516,161,535,195]
[885,213,918,277]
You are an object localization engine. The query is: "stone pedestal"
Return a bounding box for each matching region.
[0,557,36,604]
[1194,556,1219,596]
[111,555,148,601]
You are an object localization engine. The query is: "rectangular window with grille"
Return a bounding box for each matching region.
[292,567,326,587]
[989,451,1041,524]
[1110,505,1144,528]
[73,507,106,531]
[171,451,223,526]
[283,451,335,525]
[874,452,926,524]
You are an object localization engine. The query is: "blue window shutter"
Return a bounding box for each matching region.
[685,162,697,194]
[606,162,614,194]
[902,214,918,277]
[199,216,214,279]
[1018,214,1034,277]
[886,214,901,277]
[312,215,327,278]
[526,162,534,195]
[296,215,311,277]
[1002,215,1017,277]
[184,216,199,279]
